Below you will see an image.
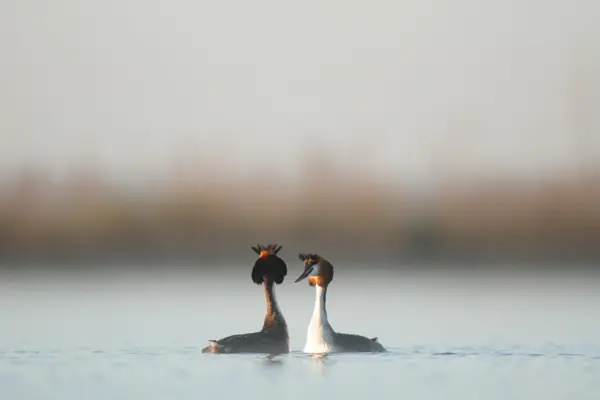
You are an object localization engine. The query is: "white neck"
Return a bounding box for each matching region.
[303,285,336,354]
[312,285,328,323]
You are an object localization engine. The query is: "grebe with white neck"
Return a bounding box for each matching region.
[201,244,290,355]
[295,253,386,354]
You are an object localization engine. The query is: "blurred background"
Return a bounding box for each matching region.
[3,5,600,400]
[1,0,599,268]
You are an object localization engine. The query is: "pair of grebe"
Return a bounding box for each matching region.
[201,244,385,354]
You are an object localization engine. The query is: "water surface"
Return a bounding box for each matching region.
[1,268,599,399]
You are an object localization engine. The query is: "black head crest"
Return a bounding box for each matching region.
[252,244,282,256]
[251,244,287,285]
[298,253,320,264]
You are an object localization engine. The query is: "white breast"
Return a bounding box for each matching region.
[304,320,336,354]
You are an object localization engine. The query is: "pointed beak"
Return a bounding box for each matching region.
[294,268,312,283]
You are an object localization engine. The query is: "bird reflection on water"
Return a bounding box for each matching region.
[258,352,338,374]
[261,353,285,366]
[305,352,337,376]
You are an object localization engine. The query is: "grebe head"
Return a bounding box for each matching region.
[295,253,334,287]
[251,244,287,285]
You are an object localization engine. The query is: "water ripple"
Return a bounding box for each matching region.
[1,345,599,362]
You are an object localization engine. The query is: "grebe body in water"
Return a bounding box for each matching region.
[202,244,289,355]
[294,253,385,354]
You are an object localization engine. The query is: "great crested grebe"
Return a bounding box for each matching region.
[294,253,386,354]
[201,244,290,355]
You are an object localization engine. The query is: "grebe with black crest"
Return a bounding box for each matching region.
[202,244,289,354]
[294,253,386,354]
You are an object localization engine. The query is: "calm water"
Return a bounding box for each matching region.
[1,268,599,400]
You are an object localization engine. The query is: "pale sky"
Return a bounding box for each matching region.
[1,0,599,184]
